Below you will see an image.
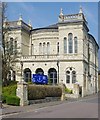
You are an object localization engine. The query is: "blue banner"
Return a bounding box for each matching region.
[32,74,48,84]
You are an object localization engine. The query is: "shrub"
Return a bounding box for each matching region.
[3,81,18,87]
[45,86,62,97]
[28,85,46,100]
[28,85,62,100]
[8,81,18,86]
[1,94,8,103]
[2,84,17,104]
[2,84,17,96]
[6,96,20,106]
[64,87,73,94]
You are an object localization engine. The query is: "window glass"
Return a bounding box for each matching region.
[68,33,73,53]
[64,37,67,53]
[47,42,50,55]
[57,42,59,54]
[74,37,78,53]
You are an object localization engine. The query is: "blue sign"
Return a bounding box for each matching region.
[32,74,48,84]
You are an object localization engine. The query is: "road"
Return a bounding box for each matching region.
[2,94,99,118]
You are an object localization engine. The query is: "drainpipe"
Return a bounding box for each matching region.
[57,60,59,84]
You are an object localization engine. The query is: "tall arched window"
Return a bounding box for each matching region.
[68,33,73,53]
[74,37,78,53]
[47,42,50,55]
[6,41,9,53]
[48,68,57,85]
[66,71,70,83]
[72,71,76,83]
[14,41,17,55]
[32,44,34,55]
[10,38,13,55]
[57,42,59,54]
[39,43,42,55]
[64,37,67,53]
[43,42,46,55]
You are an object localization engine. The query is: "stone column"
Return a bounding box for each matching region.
[16,81,29,106]
[60,80,65,101]
[73,83,80,98]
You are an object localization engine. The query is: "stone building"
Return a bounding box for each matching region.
[3,7,99,97]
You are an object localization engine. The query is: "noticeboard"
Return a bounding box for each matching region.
[32,74,48,84]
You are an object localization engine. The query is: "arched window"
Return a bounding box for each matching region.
[66,67,77,84]
[64,37,67,53]
[68,33,73,53]
[13,71,16,81]
[24,68,32,82]
[43,42,46,55]
[8,71,11,81]
[10,38,13,55]
[66,71,70,83]
[57,42,59,54]
[35,68,44,75]
[47,42,50,55]
[48,68,57,85]
[74,37,78,53]
[6,41,9,51]
[32,44,34,55]
[39,43,42,55]
[72,71,76,83]
[14,41,17,55]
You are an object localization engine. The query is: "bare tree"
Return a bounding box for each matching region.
[1,2,20,86]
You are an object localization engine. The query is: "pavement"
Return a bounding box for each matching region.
[0,93,99,117]
[1,100,63,116]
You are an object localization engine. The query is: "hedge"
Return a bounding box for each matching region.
[45,86,62,97]
[6,96,20,106]
[28,85,46,100]
[28,85,62,100]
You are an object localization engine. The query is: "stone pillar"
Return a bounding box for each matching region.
[60,80,65,101]
[73,83,80,98]
[82,86,84,97]
[16,81,29,106]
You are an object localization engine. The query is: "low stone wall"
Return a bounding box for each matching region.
[29,97,61,104]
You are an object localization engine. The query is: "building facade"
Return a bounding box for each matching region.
[3,8,99,97]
